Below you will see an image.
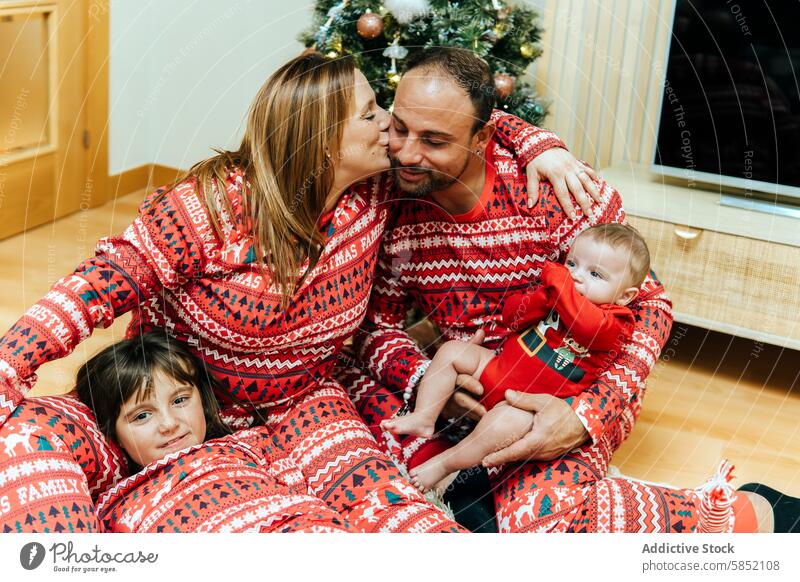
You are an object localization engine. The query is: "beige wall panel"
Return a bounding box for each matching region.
[538,0,675,168]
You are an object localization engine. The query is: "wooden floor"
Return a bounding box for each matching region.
[2,191,798,495]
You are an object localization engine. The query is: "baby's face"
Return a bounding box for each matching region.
[565,235,638,306]
[115,370,206,467]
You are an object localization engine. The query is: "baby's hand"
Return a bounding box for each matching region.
[539,262,573,299]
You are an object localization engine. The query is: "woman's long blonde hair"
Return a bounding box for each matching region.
[171,52,355,303]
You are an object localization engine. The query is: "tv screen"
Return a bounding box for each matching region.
[654,0,800,198]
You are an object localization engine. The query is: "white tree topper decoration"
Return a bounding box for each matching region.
[384,0,431,25]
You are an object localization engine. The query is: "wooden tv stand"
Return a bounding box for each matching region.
[602,164,800,350]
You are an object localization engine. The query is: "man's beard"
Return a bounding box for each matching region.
[389,153,470,197]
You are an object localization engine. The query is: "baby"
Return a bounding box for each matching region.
[382,223,651,491]
[76,331,231,469]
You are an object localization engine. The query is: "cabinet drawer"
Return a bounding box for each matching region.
[627,216,800,343]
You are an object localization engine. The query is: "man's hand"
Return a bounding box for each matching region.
[482,390,589,466]
[440,329,487,422]
[526,148,601,219]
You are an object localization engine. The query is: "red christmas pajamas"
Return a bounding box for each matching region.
[339,121,742,532]
[0,168,469,532]
[96,426,351,533]
[0,387,459,532]
[0,112,568,533]
[479,261,635,409]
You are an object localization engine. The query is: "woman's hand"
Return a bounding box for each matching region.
[526,149,601,219]
[440,329,487,423]
[482,390,589,466]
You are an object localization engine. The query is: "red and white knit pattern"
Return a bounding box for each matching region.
[696,460,737,533]
[354,138,673,446]
[0,111,552,532]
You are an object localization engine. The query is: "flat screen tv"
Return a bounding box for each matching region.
[653,0,800,210]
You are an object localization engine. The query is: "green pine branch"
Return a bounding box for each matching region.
[300,0,548,124]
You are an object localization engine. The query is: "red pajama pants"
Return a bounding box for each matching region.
[337,365,717,533]
[0,382,462,533]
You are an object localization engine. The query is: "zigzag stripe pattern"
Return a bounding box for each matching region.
[304,447,377,490]
[406,266,542,286]
[400,253,550,273]
[388,214,549,240]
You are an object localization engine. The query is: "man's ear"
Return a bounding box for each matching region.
[615,287,639,306]
[471,121,495,152]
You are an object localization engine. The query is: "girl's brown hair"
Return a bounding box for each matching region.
[75,331,231,446]
[170,52,356,303]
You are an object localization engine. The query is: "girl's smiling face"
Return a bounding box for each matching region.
[114,370,207,467]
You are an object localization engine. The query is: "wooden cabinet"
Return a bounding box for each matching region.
[603,165,800,350]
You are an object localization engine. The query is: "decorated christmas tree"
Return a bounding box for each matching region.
[300,0,548,124]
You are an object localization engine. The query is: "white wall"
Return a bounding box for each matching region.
[109,0,316,174]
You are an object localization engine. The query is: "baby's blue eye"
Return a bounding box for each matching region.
[174,396,189,405]
[590,271,602,279]
[133,411,151,422]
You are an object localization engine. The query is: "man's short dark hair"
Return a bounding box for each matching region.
[404,47,495,134]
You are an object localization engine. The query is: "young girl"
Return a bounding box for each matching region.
[75,331,231,469]
[77,331,350,532]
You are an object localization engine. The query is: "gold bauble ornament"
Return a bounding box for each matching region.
[520,42,535,59]
[493,23,505,39]
[357,12,384,39]
[388,72,402,89]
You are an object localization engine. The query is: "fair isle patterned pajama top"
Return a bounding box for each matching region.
[336,115,741,533]
[0,112,551,532]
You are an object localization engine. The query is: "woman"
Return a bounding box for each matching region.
[0,52,567,532]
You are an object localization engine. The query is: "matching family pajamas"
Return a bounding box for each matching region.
[337,116,721,532]
[0,163,484,532]
[0,110,735,533]
[95,426,350,533]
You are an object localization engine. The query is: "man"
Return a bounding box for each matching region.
[335,47,714,533]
